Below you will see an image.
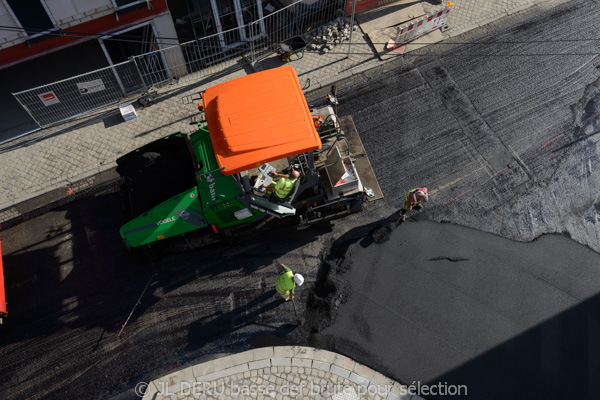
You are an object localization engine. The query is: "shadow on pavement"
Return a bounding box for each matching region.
[186,290,283,351]
[0,190,333,345]
[430,294,600,399]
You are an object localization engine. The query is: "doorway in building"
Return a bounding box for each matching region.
[99,22,167,91]
[169,0,265,52]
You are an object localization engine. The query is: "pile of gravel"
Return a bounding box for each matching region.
[304,17,358,53]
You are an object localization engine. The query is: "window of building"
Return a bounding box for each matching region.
[168,0,218,42]
[112,0,148,8]
[3,0,56,36]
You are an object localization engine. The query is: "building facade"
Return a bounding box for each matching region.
[0,0,180,142]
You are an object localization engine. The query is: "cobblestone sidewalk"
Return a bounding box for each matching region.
[142,346,434,400]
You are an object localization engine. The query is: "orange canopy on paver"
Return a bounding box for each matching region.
[202,66,321,175]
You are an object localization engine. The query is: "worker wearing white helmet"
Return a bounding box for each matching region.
[275,263,304,301]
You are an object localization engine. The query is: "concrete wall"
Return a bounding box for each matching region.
[0,2,25,50]
[153,12,187,79]
[47,0,115,29]
[0,0,143,50]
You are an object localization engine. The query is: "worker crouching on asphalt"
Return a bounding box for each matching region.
[401,187,429,222]
[263,170,300,203]
[275,264,304,301]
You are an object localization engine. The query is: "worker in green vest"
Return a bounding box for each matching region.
[263,170,300,202]
[275,263,304,301]
[401,187,428,222]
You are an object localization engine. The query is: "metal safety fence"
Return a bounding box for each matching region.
[248,0,346,63]
[132,0,346,88]
[12,0,346,128]
[12,60,145,128]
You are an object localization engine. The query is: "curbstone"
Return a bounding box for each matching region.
[350,63,378,76]
[312,349,337,364]
[159,366,196,389]
[252,347,274,360]
[312,360,331,372]
[209,355,237,372]
[197,364,249,382]
[476,12,509,28]
[291,358,312,368]
[329,364,351,379]
[387,392,411,400]
[389,381,412,399]
[249,359,271,370]
[231,350,254,365]
[292,346,316,360]
[354,366,394,387]
[331,353,357,371]
[273,346,295,358]
[271,358,292,367]
[319,71,353,88]
[191,361,215,378]
[348,372,370,387]
[160,379,194,397]
[445,26,476,37]
[506,3,536,14]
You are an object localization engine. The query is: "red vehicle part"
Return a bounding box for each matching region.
[0,236,6,319]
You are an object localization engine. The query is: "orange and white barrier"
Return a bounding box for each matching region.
[0,236,6,321]
[393,2,452,46]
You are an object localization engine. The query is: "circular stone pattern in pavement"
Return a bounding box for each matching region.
[140,346,425,400]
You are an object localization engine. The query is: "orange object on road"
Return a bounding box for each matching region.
[0,235,7,319]
[202,66,321,175]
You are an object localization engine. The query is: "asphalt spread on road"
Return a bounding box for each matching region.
[306,215,600,400]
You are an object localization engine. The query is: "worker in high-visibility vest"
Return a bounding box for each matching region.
[263,170,300,201]
[275,264,304,301]
[401,187,428,222]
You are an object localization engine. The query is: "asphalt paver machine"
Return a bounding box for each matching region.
[118,66,381,251]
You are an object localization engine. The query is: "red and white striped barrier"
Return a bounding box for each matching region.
[392,2,452,47]
[0,236,6,322]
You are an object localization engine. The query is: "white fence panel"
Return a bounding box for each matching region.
[12,61,145,128]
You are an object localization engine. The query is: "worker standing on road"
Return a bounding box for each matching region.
[400,187,428,222]
[263,170,300,202]
[275,263,304,301]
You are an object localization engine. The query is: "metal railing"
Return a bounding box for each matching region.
[249,0,346,63]
[13,60,145,128]
[12,0,346,128]
[132,0,345,88]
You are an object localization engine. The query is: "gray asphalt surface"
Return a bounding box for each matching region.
[348,0,600,251]
[2,1,600,399]
[0,189,327,399]
[317,222,600,399]
[309,0,600,398]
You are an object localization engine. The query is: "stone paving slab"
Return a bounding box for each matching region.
[141,346,432,400]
